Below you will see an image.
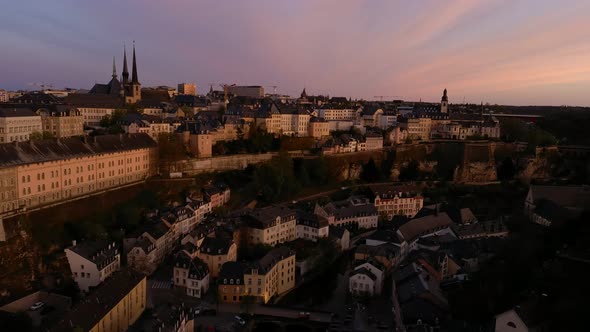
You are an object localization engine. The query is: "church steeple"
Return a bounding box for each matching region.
[131,42,139,84]
[122,45,129,84]
[112,56,117,79]
[440,88,448,113]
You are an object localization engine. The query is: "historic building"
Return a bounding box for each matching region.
[89,44,142,104]
[0,108,42,143]
[0,133,158,216]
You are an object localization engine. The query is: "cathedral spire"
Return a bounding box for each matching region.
[131,41,139,84]
[122,44,129,84]
[112,56,117,79]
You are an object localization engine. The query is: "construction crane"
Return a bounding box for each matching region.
[374,95,401,101]
[28,82,54,91]
[265,85,278,95]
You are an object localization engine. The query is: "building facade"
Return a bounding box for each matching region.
[64,240,121,292]
[242,247,296,303]
[0,134,158,215]
[195,237,237,278]
[0,108,42,143]
[243,206,297,246]
[177,83,197,96]
[54,270,146,332]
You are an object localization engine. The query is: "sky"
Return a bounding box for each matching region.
[1,0,589,106]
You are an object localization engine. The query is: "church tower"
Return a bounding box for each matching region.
[122,45,129,84]
[122,42,141,104]
[441,88,448,113]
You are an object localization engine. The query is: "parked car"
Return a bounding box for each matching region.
[29,302,45,311]
[234,315,246,325]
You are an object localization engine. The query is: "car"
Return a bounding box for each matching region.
[29,302,45,311]
[234,315,246,325]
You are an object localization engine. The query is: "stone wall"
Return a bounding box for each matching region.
[165,153,278,176]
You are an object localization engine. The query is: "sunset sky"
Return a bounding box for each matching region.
[1,0,589,105]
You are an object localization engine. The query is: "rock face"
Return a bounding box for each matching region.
[453,143,498,183]
[516,156,552,184]
[454,161,498,183]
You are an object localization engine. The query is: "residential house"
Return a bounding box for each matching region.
[173,252,210,298]
[295,210,329,242]
[316,197,378,229]
[218,262,246,303]
[64,240,121,292]
[242,247,296,304]
[195,236,237,278]
[242,206,297,246]
[349,259,385,296]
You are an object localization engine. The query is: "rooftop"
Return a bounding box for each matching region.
[0,133,157,168]
[52,269,145,332]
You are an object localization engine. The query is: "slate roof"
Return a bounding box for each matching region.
[174,252,209,280]
[247,247,294,275]
[64,93,124,108]
[67,240,119,270]
[243,206,296,229]
[52,269,145,332]
[0,133,156,168]
[296,210,329,228]
[219,261,245,284]
[198,236,234,255]
[0,108,38,117]
[370,184,422,199]
[398,213,454,242]
[529,185,590,209]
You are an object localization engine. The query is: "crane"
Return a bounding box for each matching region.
[374,95,401,101]
[265,85,278,95]
[28,82,54,91]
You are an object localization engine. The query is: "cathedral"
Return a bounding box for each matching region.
[89,44,141,104]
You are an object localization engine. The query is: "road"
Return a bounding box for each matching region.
[280,181,399,205]
[216,303,332,323]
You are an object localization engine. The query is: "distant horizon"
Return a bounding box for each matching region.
[1,1,590,106]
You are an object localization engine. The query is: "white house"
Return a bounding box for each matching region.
[64,240,121,292]
[349,260,385,296]
[173,252,210,298]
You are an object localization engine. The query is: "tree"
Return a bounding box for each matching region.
[497,157,515,180]
[360,158,382,182]
[399,160,419,181]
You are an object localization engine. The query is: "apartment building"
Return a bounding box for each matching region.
[125,220,174,275]
[316,197,378,229]
[349,260,385,296]
[371,184,424,219]
[177,83,197,96]
[39,107,85,138]
[64,94,122,126]
[202,184,230,209]
[405,117,432,140]
[53,269,146,332]
[308,116,330,138]
[125,119,172,140]
[242,247,296,303]
[195,236,237,278]
[0,108,42,143]
[0,133,158,214]
[295,210,329,242]
[64,240,121,292]
[364,132,384,151]
[173,252,210,298]
[243,206,297,246]
[0,167,18,214]
[218,262,246,303]
[227,85,264,98]
[317,107,360,121]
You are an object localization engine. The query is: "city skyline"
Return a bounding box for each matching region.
[1,0,590,106]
